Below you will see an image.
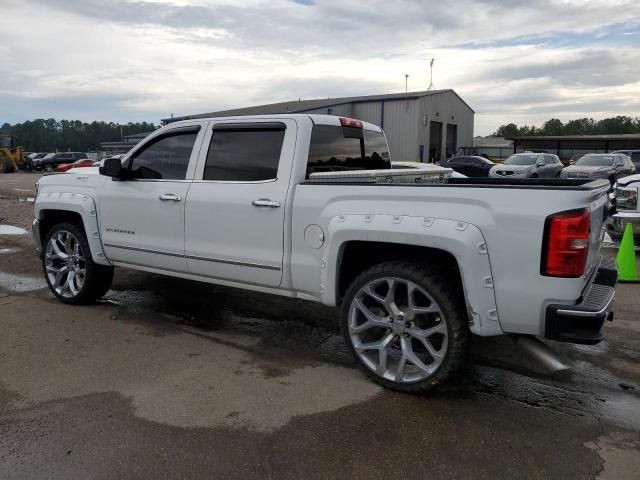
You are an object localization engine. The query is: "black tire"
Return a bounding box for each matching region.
[340,261,469,393]
[530,173,538,178]
[20,159,33,171]
[0,156,15,173]
[42,222,114,305]
[33,163,44,172]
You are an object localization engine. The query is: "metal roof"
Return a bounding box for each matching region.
[506,134,640,141]
[162,89,473,123]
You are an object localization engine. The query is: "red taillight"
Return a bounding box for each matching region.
[543,209,591,277]
[340,117,363,129]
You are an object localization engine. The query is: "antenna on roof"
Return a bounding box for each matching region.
[427,58,435,91]
[405,74,409,111]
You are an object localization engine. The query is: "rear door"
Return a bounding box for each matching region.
[185,119,297,287]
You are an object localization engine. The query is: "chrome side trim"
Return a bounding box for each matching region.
[185,254,281,271]
[104,243,281,271]
[103,243,184,258]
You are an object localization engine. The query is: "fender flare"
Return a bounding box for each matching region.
[320,214,503,337]
[34,192,111,266]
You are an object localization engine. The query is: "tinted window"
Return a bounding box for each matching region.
[576,155,614,167]
[504,154,537,165]
[306,125,390,178]
[632,152,640,161]
[129,130,198,180]
[204,124,285,181]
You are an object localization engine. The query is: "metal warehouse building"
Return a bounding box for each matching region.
[162,89,474,163]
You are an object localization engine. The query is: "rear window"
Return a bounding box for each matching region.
[306,125,390,178]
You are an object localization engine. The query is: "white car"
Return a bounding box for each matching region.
[33,114,616,392]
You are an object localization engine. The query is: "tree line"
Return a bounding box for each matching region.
[0,119,157,152]
[494,116,640,137]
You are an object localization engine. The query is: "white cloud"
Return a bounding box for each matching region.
[1,0,639,134]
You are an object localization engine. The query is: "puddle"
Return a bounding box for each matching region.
[0,247,20,254]
[0,225,27,235]
[0,272,47,292]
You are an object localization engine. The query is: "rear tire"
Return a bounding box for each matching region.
[340,261,469,393]
[0,156,15,173]
[42,222,114,305]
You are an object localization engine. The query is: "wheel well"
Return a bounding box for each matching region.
[336,241,463,303]
[38,210,85,243]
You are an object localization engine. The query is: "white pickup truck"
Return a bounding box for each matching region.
[32,114,617,392]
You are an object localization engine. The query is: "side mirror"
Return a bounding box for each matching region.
[99,158,125,179]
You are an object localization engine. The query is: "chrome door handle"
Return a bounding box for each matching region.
[159,193,182,202]
[252,199,281,208]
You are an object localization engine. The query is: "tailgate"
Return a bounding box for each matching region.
[584,183,610,286]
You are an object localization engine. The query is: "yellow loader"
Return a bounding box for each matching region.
[0,135,32,173]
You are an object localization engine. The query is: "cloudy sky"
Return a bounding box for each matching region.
[1,0,639,134]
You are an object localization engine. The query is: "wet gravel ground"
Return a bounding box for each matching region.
[1,173,639,479]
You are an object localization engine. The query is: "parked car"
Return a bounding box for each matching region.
[440,156,494,177]
[611,150,640,173]
[606,174,640,240]
[55,158,96,172]
[489,153,563,178]
[561,153,635,184]
[33,114,616,392]
[37,152,88,172]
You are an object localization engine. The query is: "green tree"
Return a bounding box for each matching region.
[2,118,157,151]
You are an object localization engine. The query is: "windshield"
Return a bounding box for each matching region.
[576,155,614,167]
[504,154,537,166]
[43,153,55,160]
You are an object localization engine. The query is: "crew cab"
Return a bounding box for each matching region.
[32,114,617,392]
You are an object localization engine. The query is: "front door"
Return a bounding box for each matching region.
[185,119,296,287]
[100,125,204,272]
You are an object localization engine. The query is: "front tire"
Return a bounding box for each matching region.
[341,261,469,393]
[42,222,114,304]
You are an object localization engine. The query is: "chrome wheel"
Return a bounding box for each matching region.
[348,277,448,383]
[45,230,86,298]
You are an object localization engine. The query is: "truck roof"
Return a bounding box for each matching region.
[165,114,383,133]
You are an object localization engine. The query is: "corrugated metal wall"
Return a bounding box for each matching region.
[381,100,420,162]
[352,102,383,126]
[298,91,474,163]
[419,91,474,162]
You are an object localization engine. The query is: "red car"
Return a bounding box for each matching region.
[55,159,95,172]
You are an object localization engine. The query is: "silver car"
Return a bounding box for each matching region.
[489,153,563,178]
[561,153,634,184]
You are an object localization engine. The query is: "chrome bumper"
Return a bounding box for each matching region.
[608,211,640,236]
[544,256,617,345]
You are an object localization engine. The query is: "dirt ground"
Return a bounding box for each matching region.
[1,172,639,479]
